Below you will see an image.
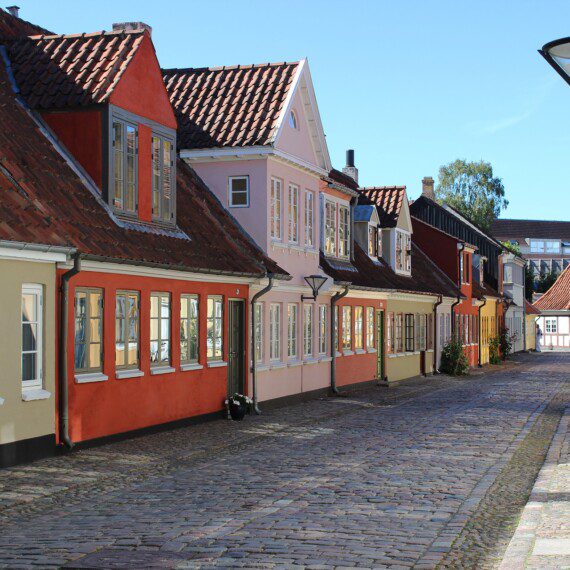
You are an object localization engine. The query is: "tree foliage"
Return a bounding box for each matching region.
[525,265,535,302]
[436,159,508,232]
[537,269,559,294]
[440,336,469,376]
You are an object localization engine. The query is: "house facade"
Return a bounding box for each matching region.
[502,252,526,352]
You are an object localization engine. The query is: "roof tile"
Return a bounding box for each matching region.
[359,186,407,228]
[534,266,570,311]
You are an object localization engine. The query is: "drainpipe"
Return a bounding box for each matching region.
[250,274,274,415]
[59,252,81,449]
[330,284,350,394]
[451,243,465,338]
[432,295,442,374]
[477,297,487,367]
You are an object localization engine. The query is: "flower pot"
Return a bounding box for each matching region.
[229,401,247,421]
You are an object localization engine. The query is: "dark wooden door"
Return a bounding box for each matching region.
[376,310,384,381]
[227,300,245,395]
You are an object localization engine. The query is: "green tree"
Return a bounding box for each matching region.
[525,265,535,302]
[436,159,508,231]
[537,269,559,294]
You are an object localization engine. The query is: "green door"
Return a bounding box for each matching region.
[227,300,245,395]
[376,309,384,381]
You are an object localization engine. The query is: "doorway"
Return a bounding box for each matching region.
[227,299,245,395]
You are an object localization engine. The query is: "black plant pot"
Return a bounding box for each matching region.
[229,401,247,421]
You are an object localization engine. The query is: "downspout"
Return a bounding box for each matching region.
[250,274,274,414]
[330,285,350,394]
[451,243,465,337]
[477,296,487,367]
[432,295,442,374]
[59,252,81,449]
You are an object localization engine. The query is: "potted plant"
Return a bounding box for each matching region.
[225,393,252,421]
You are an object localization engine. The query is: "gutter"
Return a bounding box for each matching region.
[477,296,487,367]
[250,275,275,414]
[0,240,74,256]
[330,284,350,394]
[432,295,442,374]
[59,251,82,449]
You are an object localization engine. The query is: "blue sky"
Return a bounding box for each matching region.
[17,0,570,220]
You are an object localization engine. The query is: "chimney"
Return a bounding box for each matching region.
[422,176,435,200]
[6,5,20,17]
[112,21,152,35]
[342,149,358,184]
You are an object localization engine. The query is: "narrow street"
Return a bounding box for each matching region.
[0,352,567,569]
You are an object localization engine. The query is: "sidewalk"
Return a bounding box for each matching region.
[499,406,570,569]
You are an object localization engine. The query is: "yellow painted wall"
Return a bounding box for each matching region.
[479,298,498,365]
[0,259,56,445]
[526,315,537,351]
[385,299,434,383]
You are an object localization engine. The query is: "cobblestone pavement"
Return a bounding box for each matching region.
[0,352,568,569]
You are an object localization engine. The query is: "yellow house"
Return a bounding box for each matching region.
[525,300,540,351]
[478,294,500,365]
[0,247,67,467]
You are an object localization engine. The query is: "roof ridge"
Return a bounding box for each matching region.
[493,218,570,224]
[162,61,299,74]
[360,185,406,190]
[23,28,145,41]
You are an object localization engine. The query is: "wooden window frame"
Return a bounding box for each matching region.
[115,290,140,370]
[288,183,299,244]
[303,304,313,357]
[180,294,199,364]
[354,306,364,350]
[269,303,281,361]
[22,284,43,389]
[366,307,375,348]
[254,302,263,362]
[338,205,350,259]
[150,292,171,367]
[318,305,327,355]
[305,190,314,248]
[111,118,138,215]
[287,303,298,359]
[405,313,415,352]
[206,296,223,361]
[342,306,352,350]
[75,288,104,374]
[324,200,336,256]
[270,178,282,240]
[228,175,250,208]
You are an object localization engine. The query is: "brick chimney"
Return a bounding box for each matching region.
[6,5,20,17]
[422,176,435,200]
[112,22,152,35]
[342,149,358,184]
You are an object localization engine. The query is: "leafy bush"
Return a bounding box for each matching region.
[499,326,515,360]
[489,335,501,364]
[440,336,469,376]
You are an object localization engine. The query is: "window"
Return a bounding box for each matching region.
[354,306,363,350]
[405,234,411,272]
[304,305,313,357]
[152,134,174,222]
[229,176,249,207]
[305,191,314,248]
[387,312,394,353]
[324,201,336,256]
[546,241,560,253]
[180,295,199,364]
[464,315,469,345]
[366,307,375,348]
[254,303,263,362]
[395,314,403,353]
[377,230,383,258]
[287,304,298,359]
[116,291,139,369]
[150,292,170,366]
[271,178,282,240]
[22,285,43,389]
[333,305,339,352]
[342,306,352,350]
[289,109,298,129]
[269,304,281,360]
[396,232,403,271]
[417,314,426,350]
[439,314,445,347]
[445,314,451,343]
[530,240,544,253]
[427,314,433,349]
[318,305,327,354]
[75,288,103,373]
[396,231,411,272]
[545,318,557,333]
[504,264,513,283]
[112,119,137,214]
[368,226,378,257]
[405,313,415,352]
[207,296,223,361]
[288,184,299,243]
[339,205,350,258]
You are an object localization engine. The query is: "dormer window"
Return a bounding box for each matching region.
[324,201,336,256]
[338,206,350,258]
[152,134,175,223]
[112,119,138,214]
[395,230,411,274]
[368,225,381,258]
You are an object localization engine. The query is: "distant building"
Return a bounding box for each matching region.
[491,219,570,278]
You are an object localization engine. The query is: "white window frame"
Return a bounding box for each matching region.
[354,306,363,350]
[368,225,378,257]
[207,296,223,361]
[287,303,298,359]
[254,302,263,362]
[151,133,175,223]
[271,177,282,240]
[338,205,350,259]
[304,304,313,358]
[75,288,104,374]
[150,292,171,367]
[305,190,314,248]
[545,318,557,333]
[318,305,327,355]
[530,240,544,253]
[288,183,299,244]
[111,118,138,215]
[228,175,250,208]
[324,200,336,256]
[342,306,352,350]
[366,307,375,348]
[545,241,560,254]
[22,284,43,390]
[395,229,411,274]
[180,294,199,364]
[115,290,140,370]
[269,303,281,361]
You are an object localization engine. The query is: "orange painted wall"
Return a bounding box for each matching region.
[43,110,103,188]
[57,269,249,443]
[110,33,177,130]
[335,297,387,387]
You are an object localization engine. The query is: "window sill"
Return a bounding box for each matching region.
[269,362,287,370]
[207,360,227,369]
[335,351,342,357]
[75,372,109,384]
[22,389,51,401]
[319,355,332,363]
[388,353,406,358]
[150,366,175,376]
[303,357,319,365]
[355,348,366,355]
[367,348,377,353]
[180,363,204,372]
[116,369,144,380]
[287,360,302,368]
[255,364,270,372]
[342,349,354,356]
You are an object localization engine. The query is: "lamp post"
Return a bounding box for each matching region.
[539,37,570,87]
[301,275,328,302]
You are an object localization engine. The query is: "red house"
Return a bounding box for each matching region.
[2,19,287,448]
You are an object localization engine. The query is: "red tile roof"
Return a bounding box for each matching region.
[4,29,147,109]
[0,8,52,39]
[491,218,570,241]
[359,186,406,228]
[162,62,299,149]
[525,300,541,315]
[534,266,570,311]
[0,56,286,279]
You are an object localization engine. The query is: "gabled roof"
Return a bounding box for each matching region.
[0,54,287,279]
[354,205,376,223]
[0,8,52,39]
[525,300,541,315]
[163,62,299,149]
[4,28,147,109]
[359,186,406,228]
[491,218,570,241]
[320,242,462,299]
[534,266,570,311]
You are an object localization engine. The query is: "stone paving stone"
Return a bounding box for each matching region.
[0,353,567,569]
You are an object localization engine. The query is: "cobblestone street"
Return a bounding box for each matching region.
[0,352,568,569]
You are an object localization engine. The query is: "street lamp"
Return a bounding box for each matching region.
[539,37,570,87]
[301,275,328,301]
